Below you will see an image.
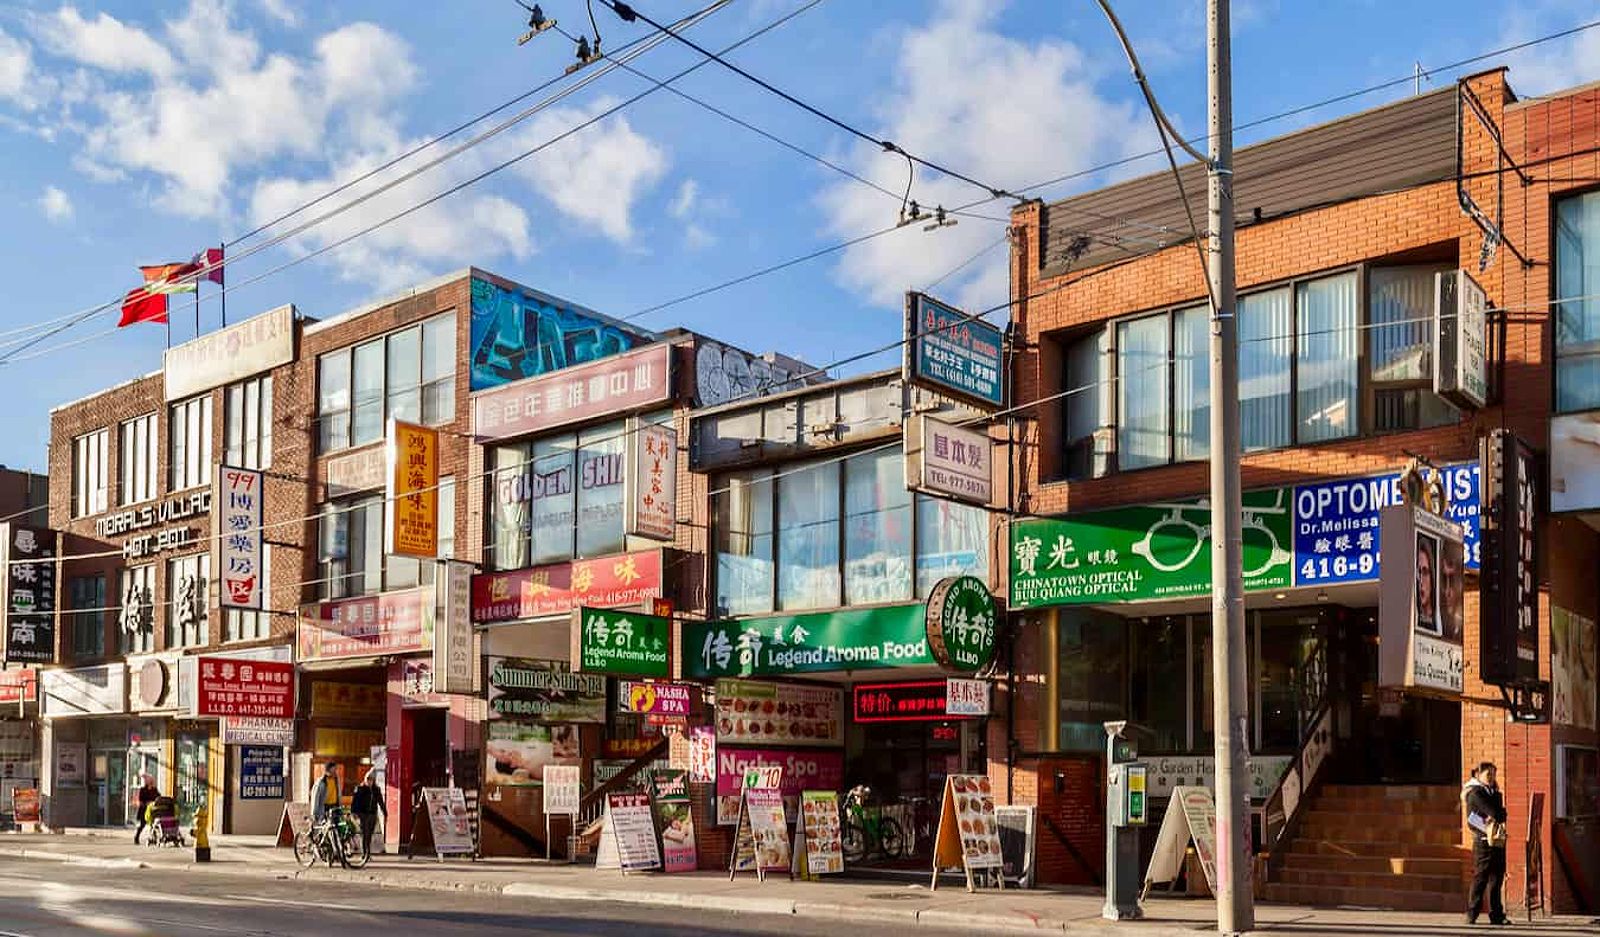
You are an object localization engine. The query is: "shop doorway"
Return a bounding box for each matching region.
[123,748,160,826]
[1334,612,1461,785]
[847,721,965,860]
[407,708,448,789]
[174,732,209,827]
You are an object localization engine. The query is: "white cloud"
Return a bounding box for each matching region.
[33,6,178,79]
[166,0,260,77]
[819,0,1152,310]
[255,0,300,28]
[509,97,668,243]
[37,185,73,222]
[670,179,698,219]
[1498,10,1600,97]
[0,29,36,107]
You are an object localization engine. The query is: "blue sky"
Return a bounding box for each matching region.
[0,0,1597,470]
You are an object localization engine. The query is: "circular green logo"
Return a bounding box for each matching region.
[926,576,998,672]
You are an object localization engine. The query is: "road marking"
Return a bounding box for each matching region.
[223,894,367,912]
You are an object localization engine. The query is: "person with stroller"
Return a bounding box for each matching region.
[144,792,184,847]
[132,775,158,845]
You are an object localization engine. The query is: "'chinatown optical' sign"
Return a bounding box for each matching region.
[572,606,671,678]
[925,576,997,672]
[193,656,294,719]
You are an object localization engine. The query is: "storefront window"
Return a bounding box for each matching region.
[489,444,531,571]
[166,553,209,648]
[1056,609,1127,752]
[843,449,912,605]
[530,433,575,564]
[714,470,774,617]
[1129,618,1188,751]
[575,424,626,558]
[1192,618,1214,752]
[914,497,989,597]
[1557,190,1600,412]
[778,461,841,610]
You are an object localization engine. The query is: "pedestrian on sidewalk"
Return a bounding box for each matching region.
[351,769,386,859]
[311,762,341,823]
[132,775,158,845]
[1463,761,1509,925]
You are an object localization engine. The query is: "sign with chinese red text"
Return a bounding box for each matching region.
[472,342,672,441]
[618,680,694,718]
[714,679,841,747]
[573,607,671,677]
[946,678,991,717]
[222,716,295,748]
[542,764,581,816]
[164,304,293,401]
[602,736,660,759]
[216,466,263,610]
[907,416,993,505]
[385,419,438,559]
[298,588,433,662]
[0,668,37,704]
[715,747,843,825]
[433,560,474,694]
[194,657,294,719]
[625,423,677,540]
[471,550,662,624]
[688,726,715,783]
[853,680,952,722]
[1,525,55,665]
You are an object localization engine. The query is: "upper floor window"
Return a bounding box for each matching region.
[69,574,106,660]
[317,313,456,452]
[72,428,109,517]
[1556,190,1600,412]
[119,565,155,655]
[166,553,209,649]
[119,413,158,505]
[319,477,454,600]
[1368,266,1458,431]
[711,449,989,617]
[224,375,273,470]
[169,395,213,491]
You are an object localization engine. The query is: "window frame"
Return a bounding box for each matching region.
[1554,187,1600,414]
[316,312,457,454]
[69,574,106,660]
[119,413,158,506]
[168,395,214,492]
[224,375,273,470]
[165,552,210,649]
[72,428,110,518]
[119,564,156,655]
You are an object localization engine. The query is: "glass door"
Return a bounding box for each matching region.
[175,733,208,827]
[125,749,158,826]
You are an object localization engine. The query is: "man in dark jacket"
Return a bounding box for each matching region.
[1463,761,1509,925]
[132,775,158,844]
[350,770,386,859]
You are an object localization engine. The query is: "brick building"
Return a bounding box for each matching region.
[997,69,1599,914]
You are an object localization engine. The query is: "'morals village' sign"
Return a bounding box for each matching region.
[95,491,211,559]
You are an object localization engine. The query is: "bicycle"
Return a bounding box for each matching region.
[840,785,904,862]
[294,806,368,870]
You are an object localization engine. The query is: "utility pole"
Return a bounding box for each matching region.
[1206,1,1252,934]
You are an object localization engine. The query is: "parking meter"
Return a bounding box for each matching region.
[1102,721,1145,921]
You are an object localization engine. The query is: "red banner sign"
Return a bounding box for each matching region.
[0,668,36,704]
[298,588,432,662]
[852,680,952,723]
[471,550,662,624]
[194,657,294,719]
[472,343,672,441]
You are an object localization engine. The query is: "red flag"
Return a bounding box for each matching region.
[119,287,168,326]
[192,247,224,286]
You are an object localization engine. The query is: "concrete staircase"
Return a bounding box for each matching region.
[1263,784,1470,912]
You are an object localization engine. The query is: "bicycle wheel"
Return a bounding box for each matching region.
[292,831,318,868]
[877,817,905,859]
[841,820,867,863]
[342,828,369,869]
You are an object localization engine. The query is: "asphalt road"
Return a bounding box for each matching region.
[0,856,975,937]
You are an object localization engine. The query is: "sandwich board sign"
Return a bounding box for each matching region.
[595,791,662,873]
[728,767,790,881]
[929,773,1004,892]
[1141,785,1218,897]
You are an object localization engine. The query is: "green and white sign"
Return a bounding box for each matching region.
[925,576,998,672]
[1010,488,1293,608]
[683,604,934,679]
[571,606,671,678]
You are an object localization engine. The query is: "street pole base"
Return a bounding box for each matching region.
[1102,903,1143,921]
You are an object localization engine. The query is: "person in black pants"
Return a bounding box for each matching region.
[131,775,158,844]
[1462,761,1509,925]
[350,770,387,859]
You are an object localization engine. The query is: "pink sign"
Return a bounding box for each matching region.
[298,588,432,662]
[715,747,843,825]
[472,343,672,441]
[688,726,715,783]
[618,680,693,717]
[194,657,294,719]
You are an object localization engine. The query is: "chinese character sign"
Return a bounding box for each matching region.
[925,576,998,672]
[572,607,671,678]
[626,423,677,541]
[217,466,263,610]
[471,342,672,440]
[2,524,56,664]
[910,416,993,505]
[194,657,295,719]
[239,746,285,800]
[908,292,1003,407]
[385,419,438,559]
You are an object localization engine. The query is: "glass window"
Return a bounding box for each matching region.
[1238,287,1292,451]
[168,395,213,491]
[73,429,109,517]
[422,316,456,424]
[1172,306,1210,461]
[119,414,158,505]
[351,339,385,447]
[1117,314,1171,469]
[1062,329,1109,480]
[119,565,155,654]
[224,375,273,469]
[1368,265,1459,432]
[437,476,456,560]
[1129,618,1189,752]
[1056,610,1127,752]
[843,449,912,605]
[70,575,106,659]
[319,497,382,600]
[1556,191,1600,411]
[223,547,270,642]
[714,470,775,617]
[1296,272,1360,442]
[915,496,990,597]
[317,313,458,453]
[575,424,626,558]
[1192,618,1214,752]
[529,435,576,564]
[386,326,421,424]
[1255,611,1319,753]
[488,444,531,571]
[166,553,209,649]
[318,351,351,452]
[777,461,840,610]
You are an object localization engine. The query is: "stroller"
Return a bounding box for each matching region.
[144,796,185,848]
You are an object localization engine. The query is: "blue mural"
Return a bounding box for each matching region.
[469,277,656,391]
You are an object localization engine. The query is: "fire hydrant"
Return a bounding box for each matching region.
[193,803,211,862]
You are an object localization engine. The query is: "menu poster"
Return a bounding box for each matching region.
[651,770,698,873]
[744,788,791,875]
[800,791,843,875]
[542,764,581,816]
[11,788,38,824]
[606,791,663,873]
[930,774,1005,891]
[714,679,842,747]
[423,787,475,856]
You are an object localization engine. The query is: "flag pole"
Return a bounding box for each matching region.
[194,288,201,339]
[219,244,227,326]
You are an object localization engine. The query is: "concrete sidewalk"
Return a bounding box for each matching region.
[1,830,1593,935]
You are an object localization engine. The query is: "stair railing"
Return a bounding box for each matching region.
[1258,635,1335,883]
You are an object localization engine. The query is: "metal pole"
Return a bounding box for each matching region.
[1206,1,1252,933]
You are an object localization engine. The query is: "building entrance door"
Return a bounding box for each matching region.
[124,748,158,826]
[1334,613,1461,784]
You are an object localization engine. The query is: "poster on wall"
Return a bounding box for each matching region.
[1552,607,1597,731]
[1377,505,1465,696]
[715,747,843,826]
[688,726,715,783]
[651,769,698,873]
[1552,412,1600,512]
[54,743,85,788]
[486,657,606,723]
[713,679,842,747]
[485,722,580,787]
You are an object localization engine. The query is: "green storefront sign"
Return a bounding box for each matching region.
[683,604,934,679]
[925,576,998,671]
[572,606,671,678]
[1010,488,1293,608]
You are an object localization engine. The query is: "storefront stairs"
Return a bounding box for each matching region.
[1262,784,1469,912]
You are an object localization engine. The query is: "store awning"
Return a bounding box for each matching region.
[297,656,392,672]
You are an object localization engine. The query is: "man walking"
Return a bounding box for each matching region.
[350,769,386,859]
[1463,761,1509,925]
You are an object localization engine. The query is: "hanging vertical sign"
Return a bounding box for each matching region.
[1378,502,1466,696]
[385,419,439,559]
[1434,270,1489,410]
[1480,430,1540,686]
[216,466,264,610]
[433,559,474,694]
[904,292,1004,408]
[0,525,56,665]
[625,422,678,541]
